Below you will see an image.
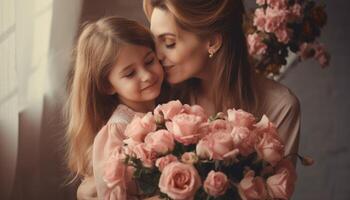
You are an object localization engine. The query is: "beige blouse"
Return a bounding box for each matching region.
[253,75,301,160]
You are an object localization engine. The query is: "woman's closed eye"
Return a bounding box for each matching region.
[165,43,175,49]
[164,38,176,49]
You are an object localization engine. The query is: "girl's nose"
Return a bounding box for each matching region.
[140,68,153,82]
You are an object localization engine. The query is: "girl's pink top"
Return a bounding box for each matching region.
[92,104,142,200]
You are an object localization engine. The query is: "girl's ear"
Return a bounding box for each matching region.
[105,84,117,95]
[206,33,223,55]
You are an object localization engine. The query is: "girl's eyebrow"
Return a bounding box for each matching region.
[119,64,133,74]
[119,51,154,74]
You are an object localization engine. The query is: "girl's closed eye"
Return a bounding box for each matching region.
[124,70,135,78]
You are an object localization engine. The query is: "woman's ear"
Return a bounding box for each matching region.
[143,0,154,21]
[207,33,223,55]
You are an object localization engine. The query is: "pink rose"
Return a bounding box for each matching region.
[256,0,266,6]
[103,147,127,199]
[154,100,183,120]
[253,8,266,32]
[181,152,199,165]
[275,27,292,44]
[196,129,239,160]
[254,116,284,166]
[231,127,257,156]
[316,52,330,68]
[298,42,315,60]
[124,112,156,143]
[288,3,303,22]
[131,143,157,168]
[267,0,287,9]
[144,130,175,155]
[159,162,201,200]
[238,170,268,200]
[264,7,288,33]
[314,42,330,68]
[204,170,229,197]
[266,160,297,200]
[155,154,178,172]
[227,108,256,129]
[255,132,284,166]
[275,159,297,180]
[247,33,268,56]
[209,119,232,132]
[166,113,205,145]
[254,115,278,135]
[182,104,208,121]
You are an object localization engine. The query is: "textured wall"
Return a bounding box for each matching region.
[282,1,350,199]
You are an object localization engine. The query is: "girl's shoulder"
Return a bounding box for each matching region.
[107,104,137,125]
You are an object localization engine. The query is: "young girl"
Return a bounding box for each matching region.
[66,16,164,199]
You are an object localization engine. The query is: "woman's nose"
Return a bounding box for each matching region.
[155,44,165,63]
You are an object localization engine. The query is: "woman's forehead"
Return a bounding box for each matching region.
[150,8,179,37]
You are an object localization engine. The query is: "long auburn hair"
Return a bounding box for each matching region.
[144,0,257,114]
[65,16,155,179]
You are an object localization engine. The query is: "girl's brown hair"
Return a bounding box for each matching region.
[65,16,155,179]
[144,0,257,113]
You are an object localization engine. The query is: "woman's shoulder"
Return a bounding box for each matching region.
[254,74,300,116]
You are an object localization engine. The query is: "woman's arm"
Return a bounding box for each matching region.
[274,92,301,165]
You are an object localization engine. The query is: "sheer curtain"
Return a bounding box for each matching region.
[0,0,82,199]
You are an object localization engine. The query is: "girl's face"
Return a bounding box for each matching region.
[150,8,210,84]
[108,44,164,107]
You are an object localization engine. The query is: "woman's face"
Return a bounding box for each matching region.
[150,8,210,84]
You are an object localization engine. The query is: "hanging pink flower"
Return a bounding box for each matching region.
[247,33,268,56]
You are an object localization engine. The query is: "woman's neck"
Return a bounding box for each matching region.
[195,62,215,97]
[191,64,217,115]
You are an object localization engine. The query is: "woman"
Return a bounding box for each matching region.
[143,0,299,156]
[77,0,300,199]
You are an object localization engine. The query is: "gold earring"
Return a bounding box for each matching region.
[209,50,214,58]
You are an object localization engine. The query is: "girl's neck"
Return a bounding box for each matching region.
[119,99,155,113]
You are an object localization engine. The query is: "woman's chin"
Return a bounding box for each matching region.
[166,74,188,85]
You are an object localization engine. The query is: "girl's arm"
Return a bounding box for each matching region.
[93,123,136,200]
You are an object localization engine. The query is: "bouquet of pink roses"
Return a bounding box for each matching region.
[104,100,313,200]
[246,0,330,78]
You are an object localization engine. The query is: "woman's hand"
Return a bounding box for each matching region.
[77,176,97,200]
